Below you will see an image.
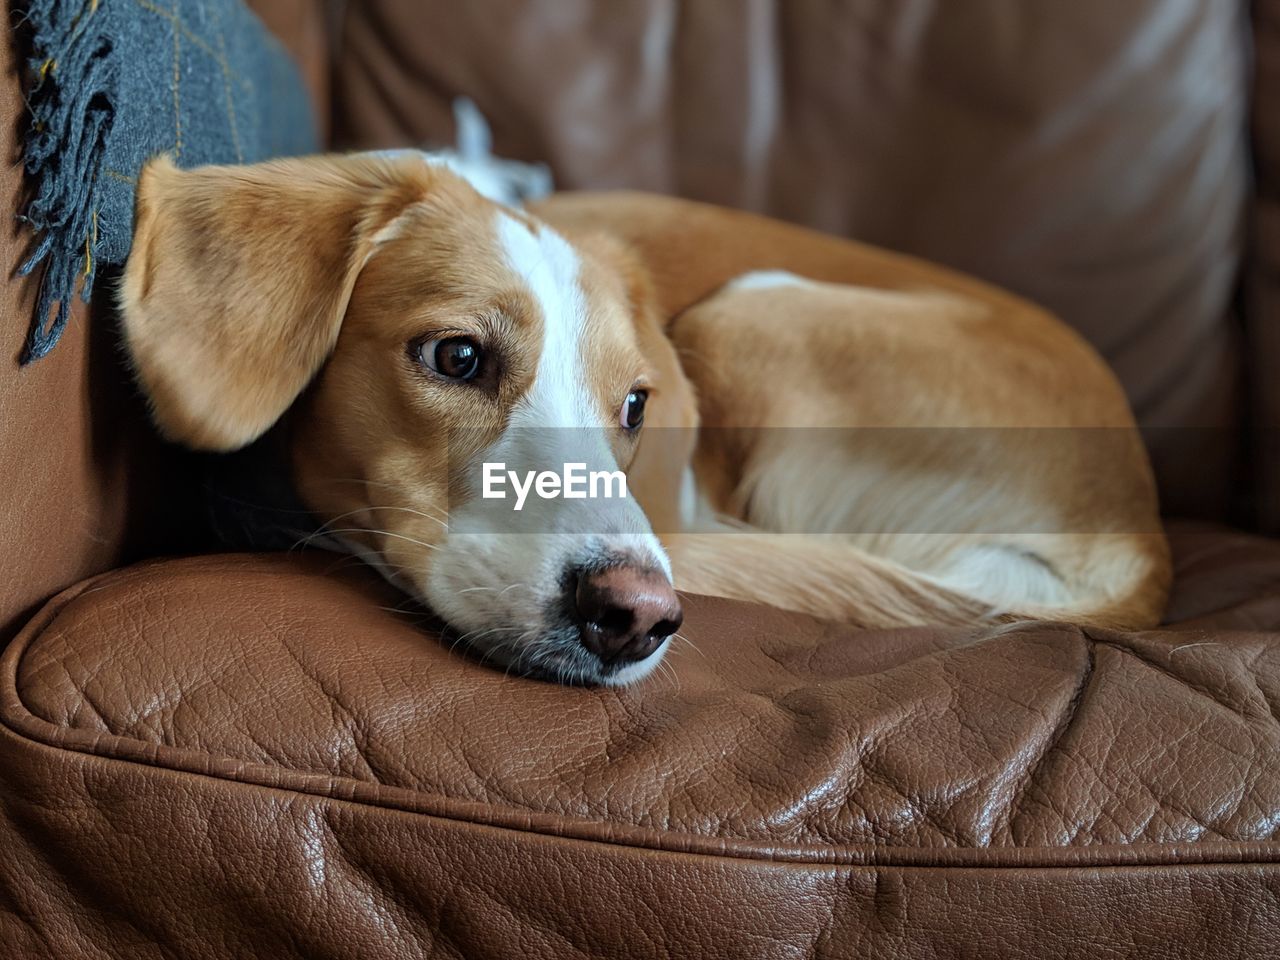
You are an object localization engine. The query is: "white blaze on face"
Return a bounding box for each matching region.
[422,211,670,673]
[497,213,597,430]
[485,212,667,569]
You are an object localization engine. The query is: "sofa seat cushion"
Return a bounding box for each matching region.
[3,523,1280,956]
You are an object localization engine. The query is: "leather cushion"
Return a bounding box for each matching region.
[332,0,1251,521]
[2,523,1280,955]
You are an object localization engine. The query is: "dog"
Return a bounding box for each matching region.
[118,152,1170,686]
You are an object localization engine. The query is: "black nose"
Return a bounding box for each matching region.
[574,565,683,666]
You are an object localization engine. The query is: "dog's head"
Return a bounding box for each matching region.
[119,154,695,685]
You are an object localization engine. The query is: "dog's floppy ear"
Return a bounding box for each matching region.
[120,153,430,451]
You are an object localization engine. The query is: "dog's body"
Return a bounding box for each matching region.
[536,192,1169,630]
[119,155,1169,686]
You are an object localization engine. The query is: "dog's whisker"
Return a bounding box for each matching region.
[671,632,706,659]
[319,550,402,581]
[320,554,371,574]
[311,503,448,535]
[311,482,451,522]
[503,643,522,680]
[450,625,526,663]
[472,629,533,673]
[295,527,442,553]
[380,593,429,612]
[445,622,504,657]
[650,656,679,691]
[368,503,449,526]
[373,604,432,620]
[453,582,536,603]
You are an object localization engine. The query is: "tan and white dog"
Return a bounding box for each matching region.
[119,153,1170,686]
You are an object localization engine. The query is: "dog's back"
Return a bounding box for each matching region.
[538,193,1171,629]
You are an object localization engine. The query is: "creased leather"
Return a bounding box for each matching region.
[2,523,1279,957]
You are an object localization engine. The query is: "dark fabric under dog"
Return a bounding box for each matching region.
[17,0,317,362]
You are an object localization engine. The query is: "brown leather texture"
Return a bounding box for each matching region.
[2,521,1278,957]
[1251,0,1280,532]
[0,0,188,643]
[0,0,324,642]
[333,0,1251,523]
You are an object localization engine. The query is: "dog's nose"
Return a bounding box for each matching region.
[574,566,683,666]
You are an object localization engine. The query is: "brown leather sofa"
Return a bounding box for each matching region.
[3,2,1280,956]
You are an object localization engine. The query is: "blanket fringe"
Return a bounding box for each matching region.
[16,0,116,362]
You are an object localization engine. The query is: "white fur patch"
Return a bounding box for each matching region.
[497,213,598,430]
[933,543,1072,610]
[371,101,552,207]
[727,269,821,291]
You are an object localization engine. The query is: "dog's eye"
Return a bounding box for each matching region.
[415,336,483,381]
[620,389,647,430]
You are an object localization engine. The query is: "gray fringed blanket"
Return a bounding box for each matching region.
[17,0,317,361]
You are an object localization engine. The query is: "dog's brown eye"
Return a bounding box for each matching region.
[416,336,483,381]
[620,389,647,430]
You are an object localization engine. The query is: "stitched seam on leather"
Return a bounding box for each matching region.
[6,695,1280,869]
[10,709,1280,874]
[7,568,1280,868]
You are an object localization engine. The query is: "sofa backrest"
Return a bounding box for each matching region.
[1251,0,1280,533]
[332,0,1258,527]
